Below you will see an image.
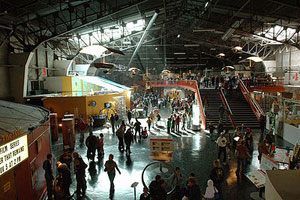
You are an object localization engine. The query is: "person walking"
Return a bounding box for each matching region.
[186,177,201,200]
[235,141,251,178]
[127,109,132,123]
[73,152,88,197]
[140,187,150,200]
[87,115,94,133]
[43,154,54,200]
[146,117,152,131]
[124,128,133,155]
[85,132,98,162]
[258,140,270,163]
[216,133,227,164]
[203,179,218,200]
[134,119,141,138]
[149,175,162,199]
[97,133,104,160]
[218,105,225,121]
[116,125,125,151]
[208,123,215,141]
[217,120,224,137]
[181,113,186,131]
[210,160,224,198]
[110,114,115,133]
[114,113,119,129]
[175,115,180,132]
[104,154,121,198]
[167,117,172,134]
[259,114,266,135]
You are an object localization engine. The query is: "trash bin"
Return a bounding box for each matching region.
[93,115,106,127]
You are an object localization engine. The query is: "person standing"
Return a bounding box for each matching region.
[258,140,269,163]
[110,114,115,133]
[127,109,132,123]
[85,132,98,162]
[210,160,224,198]
[114,113,119,129]
[104,154,121,198]
[116,125,125,151]
[147,117,152,131]
[140,188,150,200]
[259,114,266,135]
[124,128,133,155]
[182,113,186,131]
[216,133,227,164]
[87,115,94,133]
[149,175,162,199]
[208,123,215,141]
[235,141,251,178]
[217,120,224,137]
[97,133,104,160]
[134,119,141,138]
[167,117,172,134]
[203,179,218,200]
[73,152,88,197]
[186,177,201,200]
[175,115,180,132]
[43,154,54,200]
[56,161,72,198]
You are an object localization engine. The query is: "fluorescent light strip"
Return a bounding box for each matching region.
[174,52,186,55]
[184,44,200,47]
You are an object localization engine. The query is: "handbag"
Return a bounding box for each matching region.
[214,187,220,199]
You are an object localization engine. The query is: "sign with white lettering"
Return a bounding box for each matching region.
[0,135,28,176]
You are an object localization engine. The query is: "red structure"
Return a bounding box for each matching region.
[0,120,51,200]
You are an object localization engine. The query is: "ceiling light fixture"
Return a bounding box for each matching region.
[177,34,181,38]
[174,52,186,55]
[218,53,225,57]
[234,46,243,51]
[247,56,263,62]
[184,44,200,47]
[80,45,107,56]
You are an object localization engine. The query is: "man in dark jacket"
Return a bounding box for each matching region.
[210,160,224,197]
[110,114,115,133]
[127,109,132,123]
[85,132,98,162]
[43,154,54,200]
[124,128,133,155]
[116,125,125,151]
[73,152,88,197]
[149,175,162,199]
[134,119,141,138]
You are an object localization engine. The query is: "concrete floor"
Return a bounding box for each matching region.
[51,107,293,200]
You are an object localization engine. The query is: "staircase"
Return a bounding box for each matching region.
[224,88,260,129]
[199,89,232,128]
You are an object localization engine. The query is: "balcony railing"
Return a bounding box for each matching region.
[239,78,265,120]
[219,88,236,129]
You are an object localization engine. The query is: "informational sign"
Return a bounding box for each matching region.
[150,138,173,152]
[246,169,266,188]
[0,135,28,176]
[41,67,47,77]
[261,153,279,173]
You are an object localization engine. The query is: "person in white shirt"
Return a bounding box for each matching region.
[216,133,227,164]
[204,179,218,200]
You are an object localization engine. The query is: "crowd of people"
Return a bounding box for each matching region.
[43,84,274,200]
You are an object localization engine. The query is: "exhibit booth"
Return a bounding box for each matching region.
[0,100,50,200]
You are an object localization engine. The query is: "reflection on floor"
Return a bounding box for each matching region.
[51,111,293,200]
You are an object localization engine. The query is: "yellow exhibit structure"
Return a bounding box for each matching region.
[43,76,131,121]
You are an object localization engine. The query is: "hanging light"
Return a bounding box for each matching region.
[247,56,263,62]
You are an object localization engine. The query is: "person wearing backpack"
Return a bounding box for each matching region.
[210,160,224,199]
[73,152,88,197]
[43,154,54,200]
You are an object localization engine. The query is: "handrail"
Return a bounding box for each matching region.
[148,80,206,129]
[219,88,236,129]
[239,78,265,120]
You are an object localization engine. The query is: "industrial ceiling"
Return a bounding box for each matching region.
[0,0,300,73]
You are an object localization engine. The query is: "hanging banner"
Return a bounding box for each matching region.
[0,135,28,176]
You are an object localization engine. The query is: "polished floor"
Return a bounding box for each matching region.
[51,108,293,200]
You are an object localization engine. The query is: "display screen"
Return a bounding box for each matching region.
[104,103,112,108]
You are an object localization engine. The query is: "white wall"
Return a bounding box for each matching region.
[53,60,73,76]
[44,77,63,93]
[283,123,300,144]
[263,60,276,74]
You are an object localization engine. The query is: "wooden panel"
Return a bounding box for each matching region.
[0,171,17,200]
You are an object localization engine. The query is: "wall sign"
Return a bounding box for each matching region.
[0,135,29,176]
